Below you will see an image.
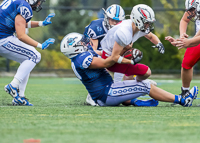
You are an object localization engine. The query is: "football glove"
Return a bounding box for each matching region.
[152,43,165,54]
[131,51,143,65]
[42,13,55,26]
[42,38,55,50]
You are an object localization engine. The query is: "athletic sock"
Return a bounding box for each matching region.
[10,77,20,88]
[182,87,190,91]
[174,95,181,104]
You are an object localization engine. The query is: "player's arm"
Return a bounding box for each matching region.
[145,32,161,45]
[90,38,98,50]
[175,36,200,49]
[111,41,134,64]
[15,14,39,47]
[145,32,165,54]
[89,56,116,69]
[179,12,190,38]
[15,14,55,49]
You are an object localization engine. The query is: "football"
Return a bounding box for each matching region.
[122,48,142,60]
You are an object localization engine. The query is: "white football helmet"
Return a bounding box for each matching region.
[185,0,200,20]
[130,4,156,33]
[26,0,45,12]
[60,33,88,59]
[196,2,200,19]
[103,4,125,30]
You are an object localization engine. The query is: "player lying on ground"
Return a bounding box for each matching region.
[0,0,55,106]
[60,32,198,107]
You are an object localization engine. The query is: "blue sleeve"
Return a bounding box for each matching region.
[75,52,94,69]
[17,1,33,22]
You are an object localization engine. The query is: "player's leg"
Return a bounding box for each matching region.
[113,72,124,83]
[0,36,41,105]
[149,85,198,107]
[101,79,198,107]
[181,45,200,96]
[121,75,158,106]
[18,74,33,106]
[104,79,151,106]
[12,73,30,106]
[102,51,150,80]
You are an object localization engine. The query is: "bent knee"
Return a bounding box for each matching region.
[30,52,41,64]
[35,52,41,64]
[145,68,151,77]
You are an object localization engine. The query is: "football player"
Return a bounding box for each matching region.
[165,0,200,97]
[100,4,165,83]
[84,4,126,106]
[0,0,55,106]
[60,32,197,107]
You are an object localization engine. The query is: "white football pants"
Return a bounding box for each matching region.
[0,35,41,95]
[97,79,151,106]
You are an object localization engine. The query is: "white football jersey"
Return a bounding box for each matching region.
[195,20,200,33]
[101,19,147,56]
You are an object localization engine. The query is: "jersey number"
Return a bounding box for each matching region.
[87,29,94,38]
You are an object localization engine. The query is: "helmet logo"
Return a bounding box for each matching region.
[191,0,195,5]
[67,37,77,46]
[139,8,148,19]
[107,6,112,14]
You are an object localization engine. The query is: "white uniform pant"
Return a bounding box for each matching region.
[97,79,151,106]
[0,35,41,64]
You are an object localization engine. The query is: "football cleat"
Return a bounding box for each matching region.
[85,93,98,106]
[21,97,33,106]
[132,98,159,107]
[12,98,20,106]
[180,86,198,107]
[146,79,157,86]
[4,84,23,104]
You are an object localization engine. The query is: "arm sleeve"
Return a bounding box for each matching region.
[17,3,33,22]
[80,52,94,69]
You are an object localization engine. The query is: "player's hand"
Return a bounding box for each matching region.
[42,13,55,26]
[42,38,55,50]
[131,52,143,65]
[152,43,165,54]
[180,33,189,39]
[165,36,176,43]
[173,38,189,50]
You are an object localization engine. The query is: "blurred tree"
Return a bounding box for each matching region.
[46,0,92,51]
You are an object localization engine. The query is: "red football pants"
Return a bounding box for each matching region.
[182,44,200,69]
[102,51,148,76]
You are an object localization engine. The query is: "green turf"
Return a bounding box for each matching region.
[0,77,200,143]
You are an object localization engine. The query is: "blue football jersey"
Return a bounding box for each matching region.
[71,50,113,103]
[84,18,107,50]
[0,0,33,39]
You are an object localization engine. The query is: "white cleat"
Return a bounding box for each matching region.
[86,93,98,106]
[146,79,157,86]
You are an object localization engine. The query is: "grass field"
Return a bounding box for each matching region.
[0,77,200,143]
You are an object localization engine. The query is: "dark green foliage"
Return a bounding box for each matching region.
[133,33,181,71]
[46,0,91,51]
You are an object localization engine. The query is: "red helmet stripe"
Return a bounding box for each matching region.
[141,9,147,19]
